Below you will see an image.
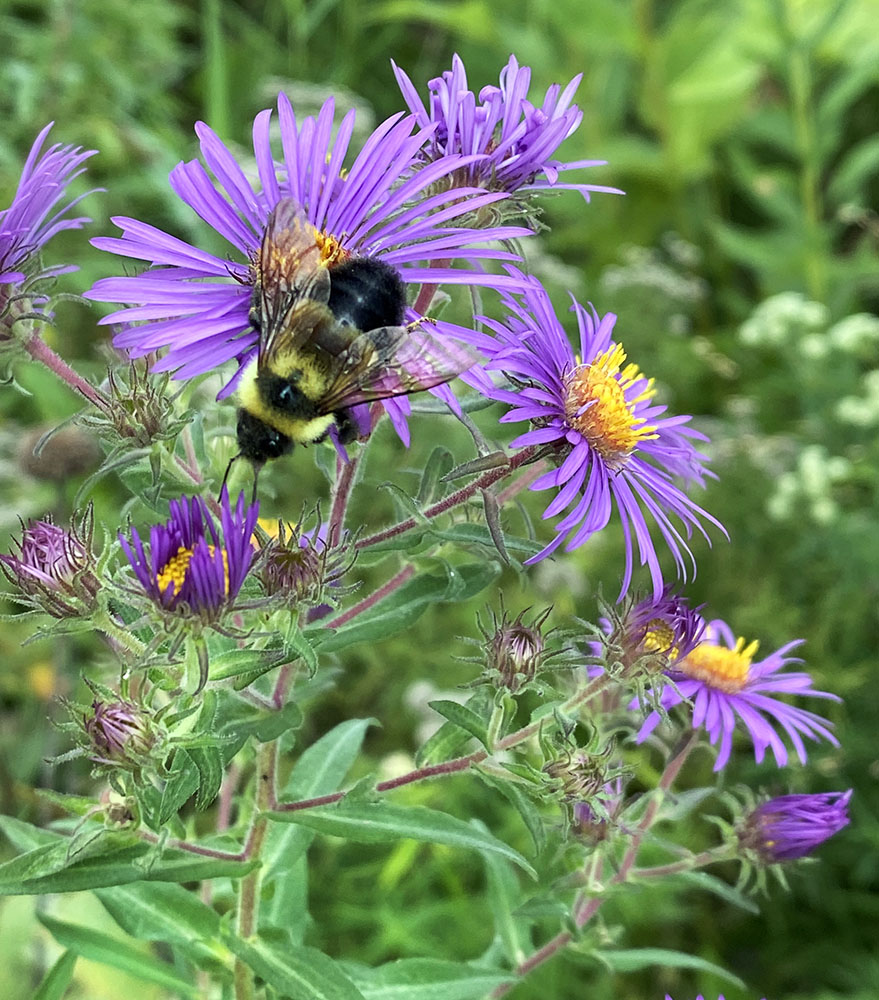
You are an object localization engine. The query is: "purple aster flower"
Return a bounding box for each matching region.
[739,790,851,862]
[393,54,623,205]
[464,279,722,597]
[635,619,840,771]
[120,489,258,622]
[86,91,531,406]
[591,586,706,679]
[0,123,96,318]
[1,511,99,618]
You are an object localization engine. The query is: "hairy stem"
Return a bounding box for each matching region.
[327,451,359,548]
[357,445,539,550]
[234,740,277,1000]
[490,729,699,997]
[325,563,415,629]
[21,330,110,411]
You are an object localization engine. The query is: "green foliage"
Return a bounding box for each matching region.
[2,1,877,999]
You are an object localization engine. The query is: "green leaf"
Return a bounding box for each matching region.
[0,824,257,895]
[476,770,546,856]
[208,646,288,682]
[416,688,494,767]
[427,700,489,748]
[38,914,199,997]
[158,749,200,823]
[267,802,536,877]
[253,701,304,743]
[664,871,760,914]
[349,958,510,1000]
[32,949,77,1000]
[222,932,366,1000]
[595,948,745,987]
[94,880,223,945]
[262,719,376,939]
[416,446,454,504]
[319,561,500,653]
[0,814,58,852]
[188,745,224,811]
[481,845,531,968]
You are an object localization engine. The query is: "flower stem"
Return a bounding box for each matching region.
[489,728,700,997]
[94,608,146,659]
[21,329,110,411]
[357,445,539,550]
[325,563,415,629]
[234,740,277,1000]
[327,451,359,548]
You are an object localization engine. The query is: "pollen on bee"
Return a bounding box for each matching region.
[311,227,349,267]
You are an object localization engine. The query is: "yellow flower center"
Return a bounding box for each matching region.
[643,620,678,661]
[155,545,229,598]
[311,227,349,267]
[679,636,759,693]
[562,343,658,470]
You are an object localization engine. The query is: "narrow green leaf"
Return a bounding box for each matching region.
[596,947,745,987]
[349,958,510,1000]
[253,701,304,743]
[208,646,287,682]
[476,770,546,856]
[0,834,257,895]
[665,871,760,914]
[481,846,530,967]
[262,718,376,937]
[427,700,489,748]
[268,802,536,877]
[38,914,199,997]
[94,880,222,943]
[222,932,366,1000]
[0,814,58,852]
[416,446,454,504]
[414,719,473,767]
[32,949,77,1000]
[189,745,224,811]
[159,749,200,822]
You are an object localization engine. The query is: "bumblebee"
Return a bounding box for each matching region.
[234,198,478,476]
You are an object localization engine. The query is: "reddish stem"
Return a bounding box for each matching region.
[22,331,110,411]
[325,563,415,629]
[358,445,538,550]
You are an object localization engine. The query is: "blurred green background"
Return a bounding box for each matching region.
[1,0,878,997]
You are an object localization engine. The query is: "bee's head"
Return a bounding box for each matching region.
[236,408,293,464]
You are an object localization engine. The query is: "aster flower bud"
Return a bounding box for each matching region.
[573,775,625,844]
[472,604,570,694]
[738,791,852,863]
[0,508,99,618]
[84,699,157,767]
[257,516,353,618]
[79,361,193,449]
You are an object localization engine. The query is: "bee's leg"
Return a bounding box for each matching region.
[334,409,360,445]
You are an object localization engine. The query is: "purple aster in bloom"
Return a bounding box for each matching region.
[0,123,96,312]
[464,279,722,597]
[393,54,623,204]
[591,586,706,679]
[739,790,851,862]
[120,489,259,622]
[635,619,840,771]
[86,91,531,407]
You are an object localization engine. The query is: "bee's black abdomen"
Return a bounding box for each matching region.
[328,257,406,331]
[237,409,293,464]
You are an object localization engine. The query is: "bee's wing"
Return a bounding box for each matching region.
[255,198,331,363]
[316,324,483,413]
